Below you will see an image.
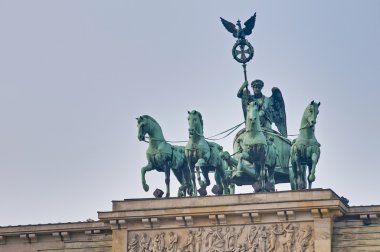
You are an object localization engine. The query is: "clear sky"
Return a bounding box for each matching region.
[1,1,379,226]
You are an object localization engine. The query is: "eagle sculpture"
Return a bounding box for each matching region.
[220,13,256,40]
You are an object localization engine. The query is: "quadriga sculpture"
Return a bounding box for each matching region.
[185,110,231,195]
[289,101,321,190]
[137,115,193,197]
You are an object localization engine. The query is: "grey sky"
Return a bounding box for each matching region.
[0,1,379,226]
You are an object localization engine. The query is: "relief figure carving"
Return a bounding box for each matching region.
[127,222,314,252]
[205,227,226,251]
[182,230,194,252]
[167,232,179,252]
[128,234,139,252]
[140,233,151,252]
[195,228,204,252]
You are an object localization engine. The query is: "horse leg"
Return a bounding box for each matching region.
[214,172,223,194]
[141,163,154,192]
[181,164,193,197]
[187,160,197,196]
[201,167,211,188]
[262,164,267,191]
[302,164,307,190]
[307,164,313,190]
[164,167,170,198]
[217,162,230,195]
[289,147,297,190]
[308,152,319,189]
[294,149,304,190]
[270,166,276,192]
[289,160,296,190]
[172,168,185,197]
[237,152,249,177]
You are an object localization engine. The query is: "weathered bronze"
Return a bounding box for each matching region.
[231,80,291,188]
[135,13,323,196]
[221,14,256,82]
[289,101,321,190]
[237,102,278,192]
[237,80,287,136]
[185,110,232,196]
[220,14,256,40]
[137,115,193,197]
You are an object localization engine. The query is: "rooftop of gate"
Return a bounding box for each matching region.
[108,188,340,212]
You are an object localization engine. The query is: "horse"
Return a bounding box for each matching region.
[137,115,193,197]
[185,110,231,195]
[236,102,278,192]
[231,118,291,191]
[290,101,321,190]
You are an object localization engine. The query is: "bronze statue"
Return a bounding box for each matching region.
[229,80,291,191]
[133,12,323,197]
[237,80,287,136]
[137,115,193,197]
[290,101,321,190]
[220,14,256,40]
[185,110,231,195]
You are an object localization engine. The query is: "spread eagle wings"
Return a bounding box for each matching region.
[243,13,256,36]
[220,13,256,39]
[268,87,287,137]
[220,17,237,37]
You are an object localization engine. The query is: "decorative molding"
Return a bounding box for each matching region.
[20,233,37,243]
[110,219,127,230]
[52,231,70,241]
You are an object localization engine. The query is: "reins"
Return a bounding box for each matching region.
[143,121,300,144]
[144,121,245,144]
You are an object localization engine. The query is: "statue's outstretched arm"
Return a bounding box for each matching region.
[237,81,249,98]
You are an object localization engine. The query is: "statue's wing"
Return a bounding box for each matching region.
[220,17,237,37]
[243,13,256,36]
[269,87,287,137]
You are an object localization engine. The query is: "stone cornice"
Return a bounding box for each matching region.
[0,221,106,237]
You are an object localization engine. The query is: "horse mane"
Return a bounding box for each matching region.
[141,115,155,123]
[140,115,161,128]
[191,110,203,129]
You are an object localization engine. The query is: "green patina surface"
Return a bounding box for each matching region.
[137,13,322,196]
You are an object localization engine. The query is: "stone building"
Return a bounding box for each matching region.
[0,189,379,251]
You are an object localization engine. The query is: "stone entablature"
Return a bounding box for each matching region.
[98,189,347,252]
[0,221,112,252]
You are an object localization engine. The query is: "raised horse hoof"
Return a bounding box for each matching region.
[143,184,150,192]
[308,174,316,182]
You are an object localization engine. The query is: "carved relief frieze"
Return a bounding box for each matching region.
[127,223,314,252]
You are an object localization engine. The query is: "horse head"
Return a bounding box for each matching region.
[187,110,204,138]
[302,101,320,128]
[246,102,260,131]
[137,116,149,141]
